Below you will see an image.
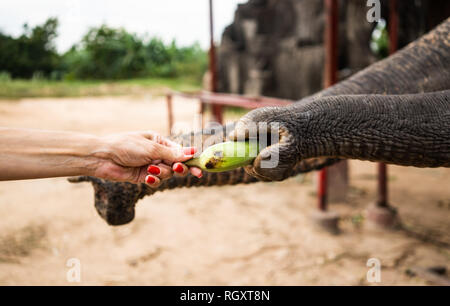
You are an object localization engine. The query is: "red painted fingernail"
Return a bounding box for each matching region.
[147,165,160,175]
[174,163,184,173]
[183,147,197,155]
[146,176,156,184]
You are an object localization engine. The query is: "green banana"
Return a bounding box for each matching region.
[185,141,259,172]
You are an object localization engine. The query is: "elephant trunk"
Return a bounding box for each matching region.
[297,91,450,167]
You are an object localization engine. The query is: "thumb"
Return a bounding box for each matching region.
[151,143,196,163]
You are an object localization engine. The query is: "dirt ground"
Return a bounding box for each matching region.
[0,95,448,285]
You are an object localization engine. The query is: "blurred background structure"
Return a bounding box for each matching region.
[218,0,450,98]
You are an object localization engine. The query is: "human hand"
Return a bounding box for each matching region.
[92,131,202,185]
[146,159,203,188]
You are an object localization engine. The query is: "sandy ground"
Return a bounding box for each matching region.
[0,95,448,285]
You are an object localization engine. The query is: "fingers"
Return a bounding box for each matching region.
[140,130,160,141]
[172,162,202,178]
[189,167,203,178]
[151,143,197,163]
[172,162,188,176]
[145,174,161,188]
[130,165,157,185]
[141,131,181,148]
[147,163,173,180]
[161,138,182,148]
[139,130,197,163]
[155,135,181,148]
[144,162,202,187]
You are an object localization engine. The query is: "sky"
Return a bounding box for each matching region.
[0,0,247,52]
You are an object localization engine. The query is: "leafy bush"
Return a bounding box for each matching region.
[65,26,207,80]
[370,19,389,59]
[0,18,207,81]
[70,25,148,79]
[0,71,12,82]
[0,18,60,78]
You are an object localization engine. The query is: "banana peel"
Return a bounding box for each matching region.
[185,141,259,172]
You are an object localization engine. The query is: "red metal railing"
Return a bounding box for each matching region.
[208,0,223,123]
[166,91,292,135]
[376,0,398,207]
[320,0,339,211]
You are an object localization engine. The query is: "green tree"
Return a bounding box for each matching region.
[66,25,148,79]
[0,18,60,78]
[0,19,207,81]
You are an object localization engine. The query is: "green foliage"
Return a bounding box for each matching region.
[0,77,201,99]
[65,25,207,80]
[0,71,12,82]
[0,18,60,78]
[0,18,207,81]
[67,25,148,79]
[370,18,389,59]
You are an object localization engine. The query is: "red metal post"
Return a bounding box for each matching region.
[318,168,328,211]
[199,99,204,129]
[166,93,173,135]
[209,0,223,124]
[389,0,398,55]
[377,162,388,206]
[377,0,398,207]
[324,0,339,88]
[320,0,338,211]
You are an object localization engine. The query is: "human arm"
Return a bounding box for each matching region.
[0,128,199,184]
